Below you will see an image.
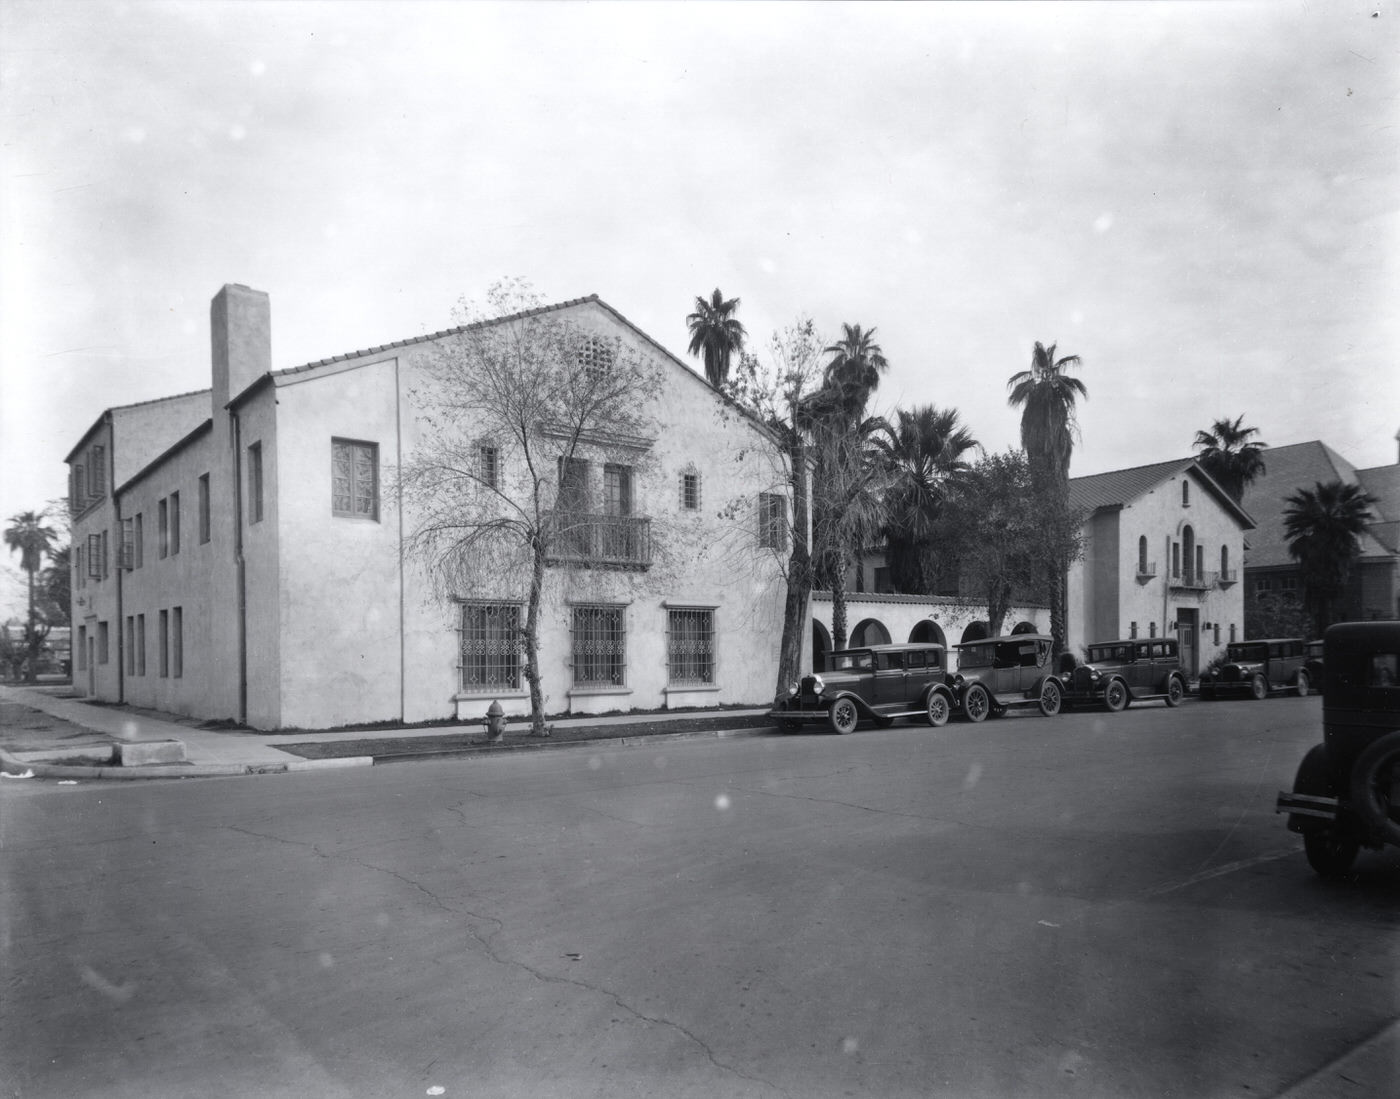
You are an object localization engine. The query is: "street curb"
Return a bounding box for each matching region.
[0,725,771,781]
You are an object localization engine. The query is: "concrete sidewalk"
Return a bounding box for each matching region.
[0,684,771,780]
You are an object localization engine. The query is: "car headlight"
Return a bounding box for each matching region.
[786,683,799,697]
[953,674,964,687]
[810,675,825,694]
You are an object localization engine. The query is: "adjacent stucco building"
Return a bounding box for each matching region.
[1067,459,1255,676]
[67,286,791,731]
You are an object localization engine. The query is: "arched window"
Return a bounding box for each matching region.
[1220,545,1230,577]
[1182,526,1196,583]
[1182,480,1190,506]
[1138,536,1148,575]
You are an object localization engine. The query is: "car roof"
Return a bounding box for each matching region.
[1087,639,1173,647]
[1323,622,1400,649]
[1231,638,1303,644]
[953,634,1054,648]
[833,642,945,654]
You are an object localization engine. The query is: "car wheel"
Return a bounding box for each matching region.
[1038,680,1062,717]
[1295,671,1311,697]
[925,691,950,727]
[1104,679,1128,713]
[828,698,859,735]
[1165,676,1184,708]
[1250,674,1268,701]
[1304,832,1360,878]
[962,684,990,723]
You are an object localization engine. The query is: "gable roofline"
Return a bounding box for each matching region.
[64,388,213,463]
[113,419,214,497]
[1069,457,1255,530]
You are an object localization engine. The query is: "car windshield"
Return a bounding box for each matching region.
[957,644,994,668]
[1227,643,1269,662]
[829,651,873,672]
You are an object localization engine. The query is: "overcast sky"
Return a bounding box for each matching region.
[2,0,1397,616]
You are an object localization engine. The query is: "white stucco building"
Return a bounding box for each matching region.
[1067,459,1255,676]
[66,285,791,731]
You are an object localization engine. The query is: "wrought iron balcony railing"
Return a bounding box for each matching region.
[546,512,652,569]
[1217,568,1238,586]
[1169,570,1215,591]
[1135,561,1157,582]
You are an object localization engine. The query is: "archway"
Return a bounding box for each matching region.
[1011,620,1038,635]
[960,621,989,644]
[812,619,832,672]
[908,619,947,646]
[849,618,891,647]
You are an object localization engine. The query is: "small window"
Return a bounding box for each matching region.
[172,606,183,678]
[906,651,926,671]
[72,465,85,511]
[126,617,136,676]
[89,445,105,500]
[248,442,264,523]
[76,626,87,671]
[331,439,377,518]
[1149,622,1158,638]
[680,471,701,511]
[1171,542,1180,578]
[134,513,144,569]
[667,607,715,686]
[1137,536,1148,574]
[159,499,169,559]
[169,491,180,555]
[578,335,614,383]
[759,492,787,550]
[136,614,146,676]
[97,621,109,665]
[604,464,633,517]
[459,602,523,692]
[572,604,626,687]
[159,609,169,677]
[199,473,211,544]
[479,444,499,491]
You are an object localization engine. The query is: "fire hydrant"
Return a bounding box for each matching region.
[484,699,505,742]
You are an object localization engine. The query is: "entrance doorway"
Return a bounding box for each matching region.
[1177,609,1198,678]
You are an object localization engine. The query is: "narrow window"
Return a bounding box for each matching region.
[759,492,787,550]
[604,464,633,516]
[572,605,625,687]
[1137,536,1148,575]
[1129,621,1138,639]
[1182,481,1190,506]
[1149,622,1157,638]
[172,607,183,678]
[1195,544,1204,583]
[169,492,180,555]
[459,602,522,692]
[1213,623,1221,644]
[76,626,86,671]
[159,610,169,677]
[248,443,264,523]
[100,529,109,578]
[136,614,146,676]
[1171,542,1180,579]
[87,533,102,578]
[1220,545,1229,579]
[97,621,109,664]
[668,608,715,686]
[159,498,169,559]
[331,439,378,518]
[135,513,144,569]
[121,518,134,570]
[680,471,701,511]
[1229,623,1237,642]
[126,617,135,675]
[72,465,85,511]
[89,445,105,500]
[199,473,211,544]
[479,444,500,490]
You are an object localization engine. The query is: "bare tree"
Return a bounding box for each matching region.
[398,280,663,736]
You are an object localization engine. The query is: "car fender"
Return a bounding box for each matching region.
[1026,674,1065,702]
[830,690,879,720]
[922,683,954,708]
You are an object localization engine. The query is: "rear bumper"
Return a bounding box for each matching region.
[1276,791,1340,821]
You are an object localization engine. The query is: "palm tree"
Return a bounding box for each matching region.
[1283,480,1375,635]
[685,289,747,388]
[4,510,57,683]
[873,405,980,594]
[808,323,889,429]
[1006,341,1087,654]
[1193,416,1268,503]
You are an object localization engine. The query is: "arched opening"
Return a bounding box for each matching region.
[960,621,989,644]
[849,618,891,647]
[1138,535,1148,574]
[1220,544,1230,577]
[811,619,832,672]
[1010,620,1038,635]
[1182,480,1190,506]
[908,619,947,646]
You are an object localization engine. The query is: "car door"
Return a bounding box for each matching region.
[873,650,907,709]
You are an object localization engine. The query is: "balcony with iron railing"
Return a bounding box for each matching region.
[1169,569,1215,592]
[1135,561,1157,583]
[546,512,652,569]
[1217,568,1238,587]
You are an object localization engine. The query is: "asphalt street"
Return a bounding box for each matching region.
[3,694,1397,1099]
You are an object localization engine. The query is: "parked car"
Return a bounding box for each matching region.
[1276,621,1400,876]
[1198,638,1312,700]
[948,634,1065,721]
[1063,638,1187,711]
[769,643,955,734]
[1305,639,1325,687]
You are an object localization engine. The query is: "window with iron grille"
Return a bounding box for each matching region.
[479,444,500,490]
[680,471,701,511]
[572,604,626,687]
[459,602,523,692]
[578,335,614,383]
[332,439,378,518]
[759,492,787,550]
[667,608,714,686]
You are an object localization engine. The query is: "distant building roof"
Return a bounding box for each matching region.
[1069,458,1254,529]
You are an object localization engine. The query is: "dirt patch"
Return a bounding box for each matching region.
[0,700,118,755]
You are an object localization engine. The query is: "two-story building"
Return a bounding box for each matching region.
[1067,458,1255,677]
[66,285,791,731]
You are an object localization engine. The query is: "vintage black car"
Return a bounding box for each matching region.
[1276,621,1400,877]
[949,634,1065,721]
[1064,638,1187,711]
[769,643,955,734]
[1198,638,1312,700]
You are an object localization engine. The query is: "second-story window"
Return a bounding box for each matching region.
[578,335,614,384]
[759,492,787,551]
[169,492,180,555]
[604,464,632,517]
[158,499,169,559]
[680,471,701,511]
[134,513,144,569]
[198,473,211,544]
[332,439,377,519]
[248,442,264,524]
[478,444,499,491]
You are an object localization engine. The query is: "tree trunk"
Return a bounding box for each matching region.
[774,435,812,697]
[1048,567,1066,657]
[24,569,37,684]
[831,566,848,651]
[524,538,548,737]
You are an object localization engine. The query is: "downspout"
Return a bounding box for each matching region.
[1163,533,1171,639]
[232,408,248,725]
[114,491,125,704]
[396,357,406,724]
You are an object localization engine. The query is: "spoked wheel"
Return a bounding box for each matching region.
[1104,679,1128,713]
[1295,672,1311,697]
[1250,675,1268,701]
[1165,676,1185,707]
[925,691,950,727]
[828,698,859,735]
[1038,680,1062,717]
[962,684,990,723]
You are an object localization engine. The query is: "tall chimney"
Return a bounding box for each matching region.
[211,284,271,413]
